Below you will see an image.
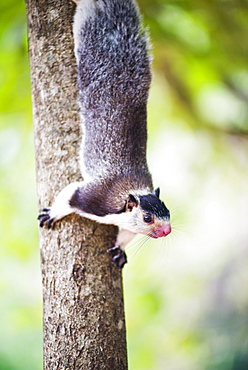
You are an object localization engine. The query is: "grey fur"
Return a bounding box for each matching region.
[76,0,152,184]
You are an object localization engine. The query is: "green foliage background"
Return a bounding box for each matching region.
[0,0,248,369]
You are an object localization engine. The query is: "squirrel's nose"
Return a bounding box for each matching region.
[157,224,172,237]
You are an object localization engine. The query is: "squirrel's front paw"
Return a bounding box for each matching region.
[38,208,56,229]
[106,246,127,269]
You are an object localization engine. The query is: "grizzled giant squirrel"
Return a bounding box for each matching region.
[38,0,171,268]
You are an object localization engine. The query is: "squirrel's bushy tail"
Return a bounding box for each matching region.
[74,0,152,179]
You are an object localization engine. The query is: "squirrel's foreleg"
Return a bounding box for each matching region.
[38,182,83,228]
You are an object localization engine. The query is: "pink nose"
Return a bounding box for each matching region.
[157,224,172,237]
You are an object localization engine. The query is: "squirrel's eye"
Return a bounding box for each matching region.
[143,214,153,223]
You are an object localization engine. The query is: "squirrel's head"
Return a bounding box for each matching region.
[124,188,171,238]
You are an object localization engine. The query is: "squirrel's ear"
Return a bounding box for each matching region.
[126,194,138,211]
[154,187,160,198]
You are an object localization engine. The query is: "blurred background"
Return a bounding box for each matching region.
[0,0,247,369]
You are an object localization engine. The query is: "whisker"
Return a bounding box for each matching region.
[126,235,150,261]
[154,234,173,263]
[124,204,193,267]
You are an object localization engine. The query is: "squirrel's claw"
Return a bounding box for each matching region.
[38,209,55,229]
[107,246,127,269]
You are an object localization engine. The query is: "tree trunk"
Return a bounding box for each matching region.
[26,1,128,368]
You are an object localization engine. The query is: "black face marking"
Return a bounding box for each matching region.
[139,194,170,220]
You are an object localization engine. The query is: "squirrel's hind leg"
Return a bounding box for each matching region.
[38,182,83,228]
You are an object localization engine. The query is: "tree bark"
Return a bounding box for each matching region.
[26,1,128,369]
